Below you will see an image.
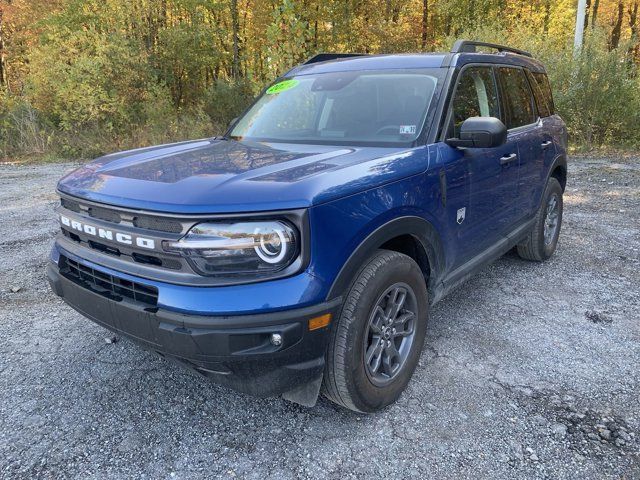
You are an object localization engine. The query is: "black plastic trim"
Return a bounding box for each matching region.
[326,216,445,302]
[436,215,536,302]
[303,53,367,65]
[451,40,533,58]
[47,262,341,397]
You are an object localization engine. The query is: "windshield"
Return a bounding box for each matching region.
[229,69,442,147]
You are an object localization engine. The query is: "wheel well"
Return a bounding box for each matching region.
[551,164,567,191]
[379,234,431,283]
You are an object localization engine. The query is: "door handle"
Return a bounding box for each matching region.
[500,153,518,165]
[541,140,552,149]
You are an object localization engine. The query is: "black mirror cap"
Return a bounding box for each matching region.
[446,116,507,149]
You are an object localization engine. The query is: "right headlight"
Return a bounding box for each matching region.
[163,220,299,277]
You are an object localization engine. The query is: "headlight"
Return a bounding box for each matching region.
[163,220,299,277]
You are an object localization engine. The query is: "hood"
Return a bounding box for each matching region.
[57,139,431,213]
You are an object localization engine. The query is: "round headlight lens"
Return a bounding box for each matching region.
[164,220,299,277]
[254,226,288,264]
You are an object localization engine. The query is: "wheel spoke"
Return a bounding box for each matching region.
[393,321,414,338]
[382,341,401,376]
[385,287,407,321]
[369,306,386,334]
[366,340,384,373]
[393,311,414,326]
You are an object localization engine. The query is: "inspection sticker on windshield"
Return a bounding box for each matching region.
[399,125,416,135]
[266,79,299,95]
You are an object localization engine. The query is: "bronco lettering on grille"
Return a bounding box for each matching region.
[60,215,156,250]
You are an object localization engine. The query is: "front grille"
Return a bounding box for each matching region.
[60,255,158,306]
[88,206,122,224]
[61,198,81,213]
[61,228,183,270]
[133,216,183,234]
[59,198,185,234]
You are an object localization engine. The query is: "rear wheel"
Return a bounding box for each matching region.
[517,177,563,261]
[322,250,428,413]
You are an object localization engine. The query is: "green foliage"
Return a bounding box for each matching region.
[202,80,254,130]
[0,91,50,158]
[28,29,152,134]
[545,37,640,148]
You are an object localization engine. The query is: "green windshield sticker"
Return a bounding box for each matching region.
[266,79,299,95]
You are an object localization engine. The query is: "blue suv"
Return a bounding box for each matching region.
[47,40,567,412]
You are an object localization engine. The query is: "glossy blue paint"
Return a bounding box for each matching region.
[57,139,418,213]
[53,50,567,319]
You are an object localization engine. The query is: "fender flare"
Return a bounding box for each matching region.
[326,216,445,301]
[547,154,568,190]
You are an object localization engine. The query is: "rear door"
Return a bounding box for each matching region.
[528,70,560,207]
[496,66,544,222]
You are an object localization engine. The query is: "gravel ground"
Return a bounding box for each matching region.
[0,156,639,479]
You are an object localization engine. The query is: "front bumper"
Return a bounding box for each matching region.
[47,252,340,398]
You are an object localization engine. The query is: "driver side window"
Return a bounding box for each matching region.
[451,67,499,137]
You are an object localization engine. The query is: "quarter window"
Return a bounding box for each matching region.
[531,72,555,115]
[526,70,551,117]
[450,67,499,137]
[498,67,536,129]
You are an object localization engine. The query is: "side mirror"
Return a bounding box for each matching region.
[228,117,239,129]
[446,116,507,149]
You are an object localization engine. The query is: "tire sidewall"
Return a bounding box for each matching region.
[342,253,428,412]
[537,178,563,259]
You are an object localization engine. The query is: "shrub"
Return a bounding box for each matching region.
[542,38,640,149]
[202,80,255,132]
[0,92,50,159]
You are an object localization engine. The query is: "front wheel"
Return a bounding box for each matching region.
[322,250,428,413]
[517,177,564,262]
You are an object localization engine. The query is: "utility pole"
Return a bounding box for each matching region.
[574,0,588,55]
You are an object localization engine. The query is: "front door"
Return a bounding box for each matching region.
[440,65,520,265]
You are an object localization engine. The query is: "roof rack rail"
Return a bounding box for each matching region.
[451,40,533,58]
[303,53,367,65]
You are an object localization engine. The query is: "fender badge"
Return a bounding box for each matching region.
[457,207,466,225]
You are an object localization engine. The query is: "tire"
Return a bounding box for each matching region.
[517,177,563,262]
[322,250,428,413]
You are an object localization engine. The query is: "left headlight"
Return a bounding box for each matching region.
[163,220,299,277]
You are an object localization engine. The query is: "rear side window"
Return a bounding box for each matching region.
[525,70,550,117]
[531,72,555,116]
[498,67,536,129]
[450,67,500,137]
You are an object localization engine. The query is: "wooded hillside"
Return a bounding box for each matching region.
[1,0,639,159]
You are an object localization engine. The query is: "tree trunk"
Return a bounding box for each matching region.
[610,1,624,50]
[231,0,240,79]
[591,0,600,27]
[0,8,7,88]
[584,0,591,29]
[421,0,429,49]
[543,0,551,34]
[314,4,319,50]
[628,1,639,60]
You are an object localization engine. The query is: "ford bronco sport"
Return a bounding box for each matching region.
[47,40,567,412]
